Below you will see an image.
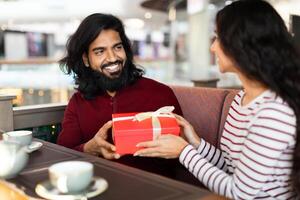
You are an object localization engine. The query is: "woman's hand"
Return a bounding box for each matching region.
[173,114,201,148]
[134,134,189,159]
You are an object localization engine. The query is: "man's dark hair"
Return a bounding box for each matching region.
[216,0,300,192]
[60,13,144,99]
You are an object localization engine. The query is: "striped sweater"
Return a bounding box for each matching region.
[179,90,297,199]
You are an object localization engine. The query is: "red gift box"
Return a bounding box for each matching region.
[112,106,180,155]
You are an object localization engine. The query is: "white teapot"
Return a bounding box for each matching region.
[0,140,29,179]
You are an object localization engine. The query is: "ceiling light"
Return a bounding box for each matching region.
[208,4,216,10]
[144,12,152,19]
[124,18,144,29]
[168,7,176,21]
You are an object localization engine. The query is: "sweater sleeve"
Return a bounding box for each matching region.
[57,94,85,152]
[197,139,227,171]
[179,108,296,199]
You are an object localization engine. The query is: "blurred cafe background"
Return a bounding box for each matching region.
[0,0,299,141]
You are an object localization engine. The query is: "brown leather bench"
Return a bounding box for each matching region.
[171,86,239,186]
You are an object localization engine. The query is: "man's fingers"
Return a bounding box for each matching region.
[96,121,113,139]
[102,120,113,131]
[98,139,116,151]
[101,148,120,159]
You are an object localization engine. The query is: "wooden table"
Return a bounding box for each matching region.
[9,139,227,200]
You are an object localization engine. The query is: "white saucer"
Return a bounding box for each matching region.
[35,177,108,200]
[26,141,43,153]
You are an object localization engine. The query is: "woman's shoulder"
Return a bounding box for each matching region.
[251,93,296,140]
[258,92,295,117]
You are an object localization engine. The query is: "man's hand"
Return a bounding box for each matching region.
[83,121,120,159]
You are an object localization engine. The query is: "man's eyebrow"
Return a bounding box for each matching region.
[91,42,122,52]
[113,42,123,47]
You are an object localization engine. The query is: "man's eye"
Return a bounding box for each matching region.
[95,50,104,55]
[115,45,123,50]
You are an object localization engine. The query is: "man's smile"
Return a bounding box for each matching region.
[103,63,121,74]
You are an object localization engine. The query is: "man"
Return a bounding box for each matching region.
[57,13,183,179]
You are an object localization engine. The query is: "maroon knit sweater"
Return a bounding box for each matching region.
[57,77,183,178]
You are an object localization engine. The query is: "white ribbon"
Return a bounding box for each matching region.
[113,106,175,140]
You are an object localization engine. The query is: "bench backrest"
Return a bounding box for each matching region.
[171,86,238,147]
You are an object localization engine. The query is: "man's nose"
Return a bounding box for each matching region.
[107,49,117,62]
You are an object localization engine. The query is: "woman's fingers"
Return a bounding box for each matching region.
[134,147,179,159]
[134,147,161,157]
[135,152,163,157]
[134,134,188,159]
[173,114,190,127]
[135,139,164,156]
[173,113,186,122]
[136,140,159,148]
[172,113,183,119]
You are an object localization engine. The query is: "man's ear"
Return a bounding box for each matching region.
[82,53,89,67]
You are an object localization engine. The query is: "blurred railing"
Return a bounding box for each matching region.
[0,57,58,65]
[0,95,66,142]
[13,103,66,129]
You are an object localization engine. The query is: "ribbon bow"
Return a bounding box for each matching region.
[112,106,176,140]
[134,106,175,122]
[134,106,175,140]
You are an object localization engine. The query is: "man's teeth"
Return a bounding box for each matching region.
[105,64,119,71]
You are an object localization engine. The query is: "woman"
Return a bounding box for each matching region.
[134,0,300,199]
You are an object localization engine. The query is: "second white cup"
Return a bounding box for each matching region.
[2,130,33,146]
[49,161,93,194]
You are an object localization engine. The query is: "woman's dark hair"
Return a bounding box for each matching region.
[216,0,300,192]
[60,13,144,99]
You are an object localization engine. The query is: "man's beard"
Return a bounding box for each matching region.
[91,61,129,92]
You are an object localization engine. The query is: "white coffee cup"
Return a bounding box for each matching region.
[2,130,32,146]
[49,161,93,194]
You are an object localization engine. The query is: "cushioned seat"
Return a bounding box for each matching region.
[170,86,239,186]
